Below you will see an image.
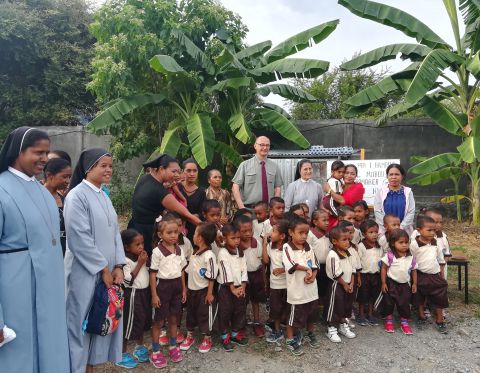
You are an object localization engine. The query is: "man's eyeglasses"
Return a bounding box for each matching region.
[256,143,270,148]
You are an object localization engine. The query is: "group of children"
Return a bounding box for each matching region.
[117,195,452,368]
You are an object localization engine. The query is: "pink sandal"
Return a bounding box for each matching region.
[384,318,394,333]
[400,318,413,335]
[150,351,167,369]
[169,346,183,363]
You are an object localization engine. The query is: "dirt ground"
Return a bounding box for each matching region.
[101,219,480,373]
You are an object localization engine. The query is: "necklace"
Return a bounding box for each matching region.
[183,183,198,195]
[15,178,58,246]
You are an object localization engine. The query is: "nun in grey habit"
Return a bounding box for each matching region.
[64,148,126,373]
[0,127,70,372]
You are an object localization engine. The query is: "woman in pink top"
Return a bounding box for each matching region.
[324,164,365,229]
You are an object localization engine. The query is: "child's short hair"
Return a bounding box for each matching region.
[197,222,217,246]
[329,226,345,243]
[121,229,141,248]
[288,215,309,231]
[233,208,253,220]
[383,213,399,224]
[269,196,285,207]
[330,160,345,172]
[353,200,369,211]
[424,208,442,217]
[234,214,252,228]
[388,228,411,256]
[202,199,221,214]
[289,203,304,214]
[299,202,309,212]
[416,215,435,228]
[311,209,329,225]
[338,205,354,218]
[337,220,354,229]
[222,223,239,236]
[274,219,290,236]
[153,213,178,247]
[359,219,379,234]
[254,201,268,209]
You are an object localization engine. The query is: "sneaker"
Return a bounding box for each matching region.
[367,316,380,326]
[350,309,357,320]
[326,326,341,343]
[176,330,185,344]
[286,338,304,356]
[159,330,168,346]
[265,320,275,333]
[266,330,284,343]
[150,351,167,369]
[116,353,139,369]
[304,331,320,348]
[231,334,248,346]
[345,318,356,329]
[442,309,448,321]
[133,345,149,363]
[356,317,370,326]
[222,334,234,352]
[436,322,448,334]
[169,346,183,363]
[294,329,303,345]
[416,317,429,329]
[198,337,213,353]
[400,319,413,335]
[253,323,265,337]
[384,319,394,333]
[179,335,194,351]
[338,323,356,338]
[424,309,431,319]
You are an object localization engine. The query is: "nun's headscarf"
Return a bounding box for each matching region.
[0,127,50,174]
[70,148,111,190]
[294,159,313,181]
[142,154,177,170]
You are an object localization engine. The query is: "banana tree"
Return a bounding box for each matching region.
[338,0,480,225]
[89,21,339,169]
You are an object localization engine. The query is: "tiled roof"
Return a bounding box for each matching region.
[261,146,355,158]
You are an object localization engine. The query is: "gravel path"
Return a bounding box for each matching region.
[104,309,480,373]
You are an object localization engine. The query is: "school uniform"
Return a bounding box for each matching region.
[179,234,194,262]
[267,243,287,321]
[357,240,382,304]
[311,228,330,298]
[437,231,451,279]
[282,243,319,329]
[150,243,187,321]
[353,227,362,246]
[410,237,448,309]
[261,217,280,238]
[376,252,417,319]
[185,248,218,334]
[252,219,266,240]
[324,249,354,325]
[123,254,151,340]
[241,238,266,303]
[307,230,318,247]
[217,247,248,332]
[379,233,390,254]
[347,243,361,306]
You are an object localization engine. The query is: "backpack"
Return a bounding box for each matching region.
[82,282,124,336]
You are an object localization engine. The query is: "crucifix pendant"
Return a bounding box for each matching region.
[52,238,57,246]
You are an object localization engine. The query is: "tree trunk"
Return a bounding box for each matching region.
[471,162,480,226]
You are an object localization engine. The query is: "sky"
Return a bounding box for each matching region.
[93,0,457,108]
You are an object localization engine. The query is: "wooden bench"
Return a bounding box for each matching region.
[447,256,470,304]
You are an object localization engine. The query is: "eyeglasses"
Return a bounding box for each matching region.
[256,143,270,148]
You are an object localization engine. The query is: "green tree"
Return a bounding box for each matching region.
[339,0,480,225]
[0,0,95,134]
[87,0,248,161]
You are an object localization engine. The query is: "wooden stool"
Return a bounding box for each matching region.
[447,256,470,304]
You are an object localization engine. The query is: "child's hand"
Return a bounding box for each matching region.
[152,295,161,308]
[357,276,362,288]
[138,251,148,266]
[205,293,215,305]
[220,216,229,225]
[182,288,187,303]
[102,268,113,289]
[112,268,124,285]
[347,283,354,293]
[342,283,350,292]
[0,329,4,344]
[306,268,312,277]
[411,284,417,294]
[272,268,283,276]
[381,283,388,293]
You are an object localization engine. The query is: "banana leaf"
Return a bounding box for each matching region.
[441,195,467,204]
[251,58,329,84]
[186,113,216,168]
[467,51,480,78]
[215,141,243,167]
[171,30,215,75]
[228,112,254,144]
[375,100,421,126]
[235,41,272,61]
[254,108,310,148]
[205,77,255,93]
[408,152,462,174]
[408,166,464,185]
[215,47,248,73]
[265,20,339,63]
[150,55,186,75]
[457,136,480,163]
[405,49,465,105]
[256,83,316,103]
[421,96,466,136]
[87,93,167,132]
[459,0,480,52]
[341,44,431,71]
[338,0,448,48]
[159,119,183,156]
[345,76,406,108]
[261,103,292,119]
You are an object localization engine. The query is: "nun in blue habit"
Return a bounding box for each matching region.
[64,148,125,373]
[0,127,70,372]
